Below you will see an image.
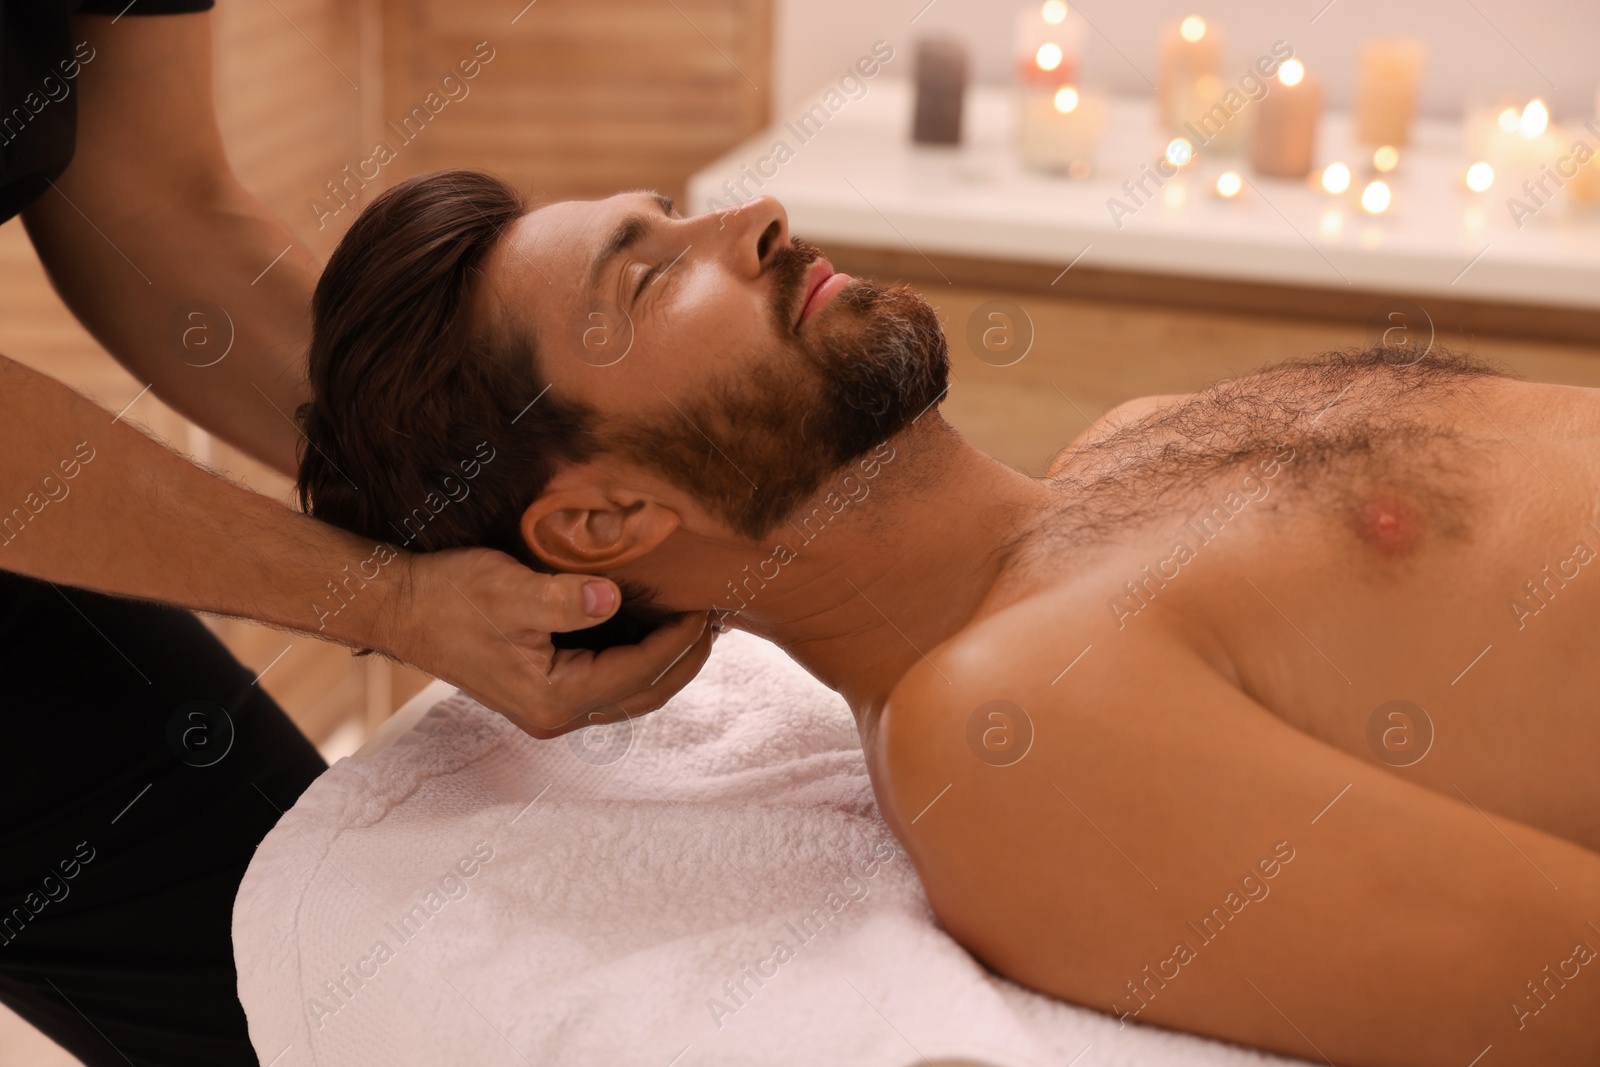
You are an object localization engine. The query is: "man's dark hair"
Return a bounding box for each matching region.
[296,169,662,647]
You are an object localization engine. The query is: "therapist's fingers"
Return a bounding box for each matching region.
[545,610,720,725]
[391,546,722,739]
[525,570,624,634]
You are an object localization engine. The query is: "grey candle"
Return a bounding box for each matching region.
[912,36,968,145]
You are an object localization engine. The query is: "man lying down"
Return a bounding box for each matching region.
[295,170,1600,1066]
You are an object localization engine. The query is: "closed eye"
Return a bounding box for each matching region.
[593,190,679,303]
[630,194,679,304]
[634,264,661,300]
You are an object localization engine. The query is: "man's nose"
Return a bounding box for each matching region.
[714,196,789,277]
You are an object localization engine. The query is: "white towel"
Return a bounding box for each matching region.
[234,630,1307,1067]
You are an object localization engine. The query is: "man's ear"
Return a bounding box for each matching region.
[518,465,681,573]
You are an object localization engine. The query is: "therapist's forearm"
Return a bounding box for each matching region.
[23,178,314,479]
[0,352,403,650]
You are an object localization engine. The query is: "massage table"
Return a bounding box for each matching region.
[234,631,1311,1067]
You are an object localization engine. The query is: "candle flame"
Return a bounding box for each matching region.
[1035,42,1064,72]
[1361,180,1392,214]
[1216,171,1242,198]
[1321,162,1351,194]
[1179,16,1206,42]
[1278,59,1305,87]
[1519,98,1549,139]
[1041,1,1068,24]
[1053,85,1080,113]
[1497,107,1520,133]
[1165,137,1194,166]
[1372,145,1399,173]
[1466,162,1494,192]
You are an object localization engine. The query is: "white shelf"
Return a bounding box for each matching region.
[688,79,1600,310]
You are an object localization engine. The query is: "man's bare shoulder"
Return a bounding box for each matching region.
[873,578,1180,808]
[1047,393,1191,477]
[871,582,1600,1064]
[890,582,1105,705]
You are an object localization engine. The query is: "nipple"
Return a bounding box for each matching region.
[1353,491,1425,557]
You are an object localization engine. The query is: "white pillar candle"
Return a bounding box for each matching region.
[1017,83,1107,173]
[1468,99,1567,211]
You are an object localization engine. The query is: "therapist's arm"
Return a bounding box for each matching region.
[23,9,314,477]
[12,9,717,733]
[0,353,717,735]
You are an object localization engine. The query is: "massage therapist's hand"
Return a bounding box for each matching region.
[390,547,720,739]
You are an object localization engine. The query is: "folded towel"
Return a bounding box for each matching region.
[234,630,1307,1067]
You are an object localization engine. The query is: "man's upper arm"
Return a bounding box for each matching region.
[879,621,1600,1066]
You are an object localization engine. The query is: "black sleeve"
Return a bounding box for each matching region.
[0,0,217,225]
[75,0,213,14]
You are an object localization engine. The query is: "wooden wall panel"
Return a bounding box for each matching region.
[212,0,368,259]
[376,0,772,205]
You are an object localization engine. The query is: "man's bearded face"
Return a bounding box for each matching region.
[478,194,950,538]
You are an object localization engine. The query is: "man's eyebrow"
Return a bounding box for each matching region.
[584,192,675,293]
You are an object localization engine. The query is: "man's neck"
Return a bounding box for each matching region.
[639,417,1055,723]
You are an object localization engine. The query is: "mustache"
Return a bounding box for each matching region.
[768,237,826,333]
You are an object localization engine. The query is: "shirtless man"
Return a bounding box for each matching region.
[297,170,1600,1066]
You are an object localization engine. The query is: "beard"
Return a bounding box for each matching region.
[608,238,950,541]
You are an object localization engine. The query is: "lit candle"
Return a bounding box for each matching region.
[1014,3,1099,174]
[912,36,969,145]
[1017,81,1107,173]
[1158,16,1222,131]
[1173,73,1251,156]
[1354,40,1425,147]
[1015,1,1084,87]
[1467,98,1565,203]
[1250,58,1323,178]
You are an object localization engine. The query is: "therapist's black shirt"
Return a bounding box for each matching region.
[0,0,212,226]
